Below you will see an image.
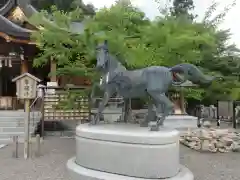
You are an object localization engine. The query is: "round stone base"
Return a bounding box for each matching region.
[75,124,180,178]
[67,157,194,180]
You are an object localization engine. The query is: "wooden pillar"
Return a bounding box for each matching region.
[50,60,57,83]
[21,59,28,74]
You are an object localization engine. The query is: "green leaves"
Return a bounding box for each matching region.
[30,6,96,82]
[30,0,240,103]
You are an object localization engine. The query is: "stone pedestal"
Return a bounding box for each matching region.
[67,123,194,180]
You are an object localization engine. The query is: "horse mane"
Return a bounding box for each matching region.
[108,52,127,71]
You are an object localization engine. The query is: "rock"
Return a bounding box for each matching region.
[192,143,201,151]
[220,137,233,146]
[203,121,211,128]
[218,148,229,153]
[201,140,211,151]
[188,141,197,148]
[216,141,224,148]
[215,129,229,137]
[180,127,240,153]
[200,129,212,139]
[208,142,217,153]
[232,142,240,152]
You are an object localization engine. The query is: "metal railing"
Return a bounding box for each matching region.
[29,96,43,127]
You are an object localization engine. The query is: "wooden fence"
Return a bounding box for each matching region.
[43,86,90,122]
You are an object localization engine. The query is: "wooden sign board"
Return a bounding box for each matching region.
[12,73,41,99]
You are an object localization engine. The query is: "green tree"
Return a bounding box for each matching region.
[31,0,95,16]
[197,0,240,103]
[29,6,98,108]
[30,6,96,80]
[87,1,219,100]
[30,0,239,105]
[170,0,195,20]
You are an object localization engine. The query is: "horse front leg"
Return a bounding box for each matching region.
[90,83,98,107]
[91,88,114,125]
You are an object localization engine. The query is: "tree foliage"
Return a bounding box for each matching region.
[198,0,240,103]
[30,6,96,80]
[30,0,240,104]
[31,0,95,16]
[170,0,195,20]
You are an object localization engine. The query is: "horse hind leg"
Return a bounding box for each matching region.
[157,95,174,126]
[147,91,174,131]
[140,102,156,127]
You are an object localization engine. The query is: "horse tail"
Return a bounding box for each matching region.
[170,64,187,86]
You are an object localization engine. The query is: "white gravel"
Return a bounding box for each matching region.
[0,136,239,180]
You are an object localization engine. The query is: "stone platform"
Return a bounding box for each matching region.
[164,115,198,129]
[67,123,194,180]
[67,158,193,180]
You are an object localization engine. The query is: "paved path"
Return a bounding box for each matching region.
[0,137,239,180]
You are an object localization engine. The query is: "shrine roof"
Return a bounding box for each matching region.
[0,0,85,44]
[0,14,31,41]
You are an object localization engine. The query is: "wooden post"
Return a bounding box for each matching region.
[24,99,30,159]
[21,59,28,74]
[180,87,185,114]
[35,134,41,157]
[41,89,45,139]
[21,58,28,107]
[12,136,18,158]
[50,60,57,82]
[233,101,237,129]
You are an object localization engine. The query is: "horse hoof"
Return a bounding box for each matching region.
[149,121,159,131]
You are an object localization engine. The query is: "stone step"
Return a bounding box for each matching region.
[0,116,41,121]
[0,137,42,144]
[0,138,15,144]
[0,117,25,122]
[0,137,25,144]
[0,132,25,139]
[0,133,34,142]
[0,121,39,128]
[0,121,38,127]
[0,122,22,127]
[0,111,41,118]
[0,117,41,122]
[0,127,35,133]
[0,134,44,144]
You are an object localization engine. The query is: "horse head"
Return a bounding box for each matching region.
[96,40,109,71]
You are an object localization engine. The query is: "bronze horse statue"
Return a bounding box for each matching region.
[91,40,220,131]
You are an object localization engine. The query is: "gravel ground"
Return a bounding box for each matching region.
[0,135,239,180]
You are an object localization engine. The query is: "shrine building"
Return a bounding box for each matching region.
[0,0,88,110]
